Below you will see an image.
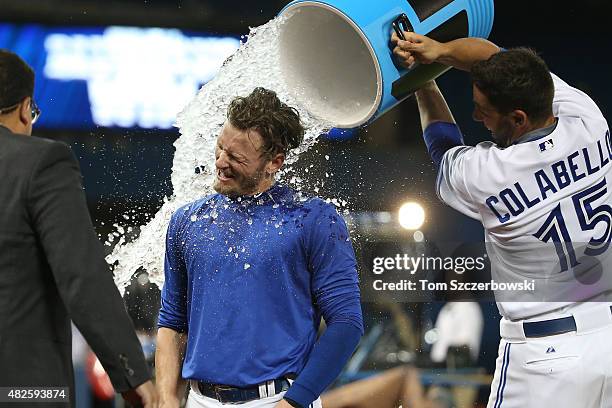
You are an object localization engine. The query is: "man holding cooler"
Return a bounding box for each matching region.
[392,31,612,407]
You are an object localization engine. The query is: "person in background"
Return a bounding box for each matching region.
[0,49,157,408]
[321,366,447,408]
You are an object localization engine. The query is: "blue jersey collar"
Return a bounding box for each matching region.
[222,183,288,205]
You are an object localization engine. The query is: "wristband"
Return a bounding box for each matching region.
[284,397,303,408]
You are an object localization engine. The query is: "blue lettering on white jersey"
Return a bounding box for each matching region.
[436,73,611,319]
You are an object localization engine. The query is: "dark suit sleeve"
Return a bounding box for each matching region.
[26,141,151,392]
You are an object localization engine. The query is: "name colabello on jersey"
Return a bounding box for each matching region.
[486,130,611,223]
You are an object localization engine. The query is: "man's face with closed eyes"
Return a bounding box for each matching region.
[213,122,272,197]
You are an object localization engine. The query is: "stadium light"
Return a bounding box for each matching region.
[398,202,425,230]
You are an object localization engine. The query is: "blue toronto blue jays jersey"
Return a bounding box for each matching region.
[158,184,362,386]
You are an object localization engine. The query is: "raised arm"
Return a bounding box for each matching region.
[410,81,463,167]
[391,32,500,71]
[414,80,455,130]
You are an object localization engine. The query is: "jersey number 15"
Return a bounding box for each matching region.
[533,177,612,272]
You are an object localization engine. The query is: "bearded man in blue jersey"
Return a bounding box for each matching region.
[156,87,364,408]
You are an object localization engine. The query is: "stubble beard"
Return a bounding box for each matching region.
[213,164,269,198]
[491,121,515,148]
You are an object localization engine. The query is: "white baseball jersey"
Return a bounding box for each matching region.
[437,73,611,320]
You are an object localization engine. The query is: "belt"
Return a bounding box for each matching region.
[523,305,612,338]
[193,377,291,404]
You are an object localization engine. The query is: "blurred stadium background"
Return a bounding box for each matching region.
[1,0,609,406]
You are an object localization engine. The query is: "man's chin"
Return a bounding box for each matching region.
[213,176,263,198]
[213,181,238,197]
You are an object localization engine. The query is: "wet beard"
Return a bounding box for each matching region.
[213,164,268,198]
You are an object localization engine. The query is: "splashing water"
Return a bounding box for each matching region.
[107,16,334,293]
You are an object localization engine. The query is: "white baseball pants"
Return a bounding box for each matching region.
[487,304,612,407]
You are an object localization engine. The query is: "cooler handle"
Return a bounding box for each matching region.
[392,13,413,40]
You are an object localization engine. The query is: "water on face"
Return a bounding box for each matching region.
[106,16,339,293]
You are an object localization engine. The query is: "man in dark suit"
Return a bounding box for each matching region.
[0,50,157,407]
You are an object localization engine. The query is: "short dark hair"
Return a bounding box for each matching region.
[227,87,305,157]
[471,48,554,123]
[0,49,35,110]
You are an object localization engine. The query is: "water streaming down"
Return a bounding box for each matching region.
[107,16,340,293]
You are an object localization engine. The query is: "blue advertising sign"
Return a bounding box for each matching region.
[0,23,240,130]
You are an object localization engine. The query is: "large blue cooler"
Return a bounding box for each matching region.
[278,0,495,128]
